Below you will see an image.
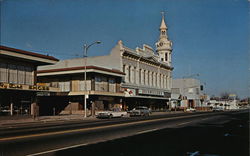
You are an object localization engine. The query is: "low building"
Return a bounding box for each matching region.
[208,98,239,110]
[0,45,59,116]
[37,65,125,116]
[171,78,203,110]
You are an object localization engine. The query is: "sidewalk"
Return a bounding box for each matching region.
[0,111,184,126]
[0,114,97,126]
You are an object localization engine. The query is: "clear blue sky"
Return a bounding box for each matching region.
[1,0,249,98]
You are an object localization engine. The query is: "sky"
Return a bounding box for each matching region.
[0,0,249,98]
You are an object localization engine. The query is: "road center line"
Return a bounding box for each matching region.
[137,128,158,134]
[0,113,208,142]
[177,121,192,126]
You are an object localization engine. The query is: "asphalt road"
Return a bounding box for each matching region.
[0,110,249,156]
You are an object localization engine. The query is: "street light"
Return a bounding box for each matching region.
[83,41,101,118]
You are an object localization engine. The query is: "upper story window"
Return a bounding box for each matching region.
[108,78,115,84]
[0,63,8,83]
[128,66,131,82]
[95,76,102,82]
[165,53,168,61]
[123,65,125,73]
[9,64,17,84]
[59,81,70,92]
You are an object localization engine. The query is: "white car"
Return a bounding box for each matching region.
[186,108,196,112]
[97,108,128,118]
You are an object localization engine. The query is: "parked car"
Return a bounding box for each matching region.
[97,108,127,118]
[186,108,196,112]
[0,106,10,113]
[129,106,151,116]
[212,107,224,112]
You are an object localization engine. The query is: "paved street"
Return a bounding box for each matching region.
[60,110,248,156]
[0,110,248,156]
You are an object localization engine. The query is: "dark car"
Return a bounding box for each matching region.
[212,107,224,112]
[129,106,151,116]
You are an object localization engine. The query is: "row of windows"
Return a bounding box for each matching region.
[123,65,169,89]
[56,81,117,92]
[0,63,34,85]
[48,76,118,92]
[94,76,115,84]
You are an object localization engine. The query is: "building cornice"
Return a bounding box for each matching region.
[122,50,173,70]
[37,65,125,76]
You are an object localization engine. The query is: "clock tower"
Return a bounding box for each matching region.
[156,12,172,65]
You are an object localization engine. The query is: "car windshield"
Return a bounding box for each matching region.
[112,108,122,112]
[135,107,147,110]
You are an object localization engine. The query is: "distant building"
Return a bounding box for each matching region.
[171,78,203,110]
[0,45,58,116]
[208,95,239,110]
[37,13,174,114]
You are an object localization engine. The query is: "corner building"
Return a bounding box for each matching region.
[0,45,59,116]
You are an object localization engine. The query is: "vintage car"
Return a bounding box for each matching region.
[129,106,151,116]
[212,107,224,112]
[185,108,196,112]
[96,108,128,118]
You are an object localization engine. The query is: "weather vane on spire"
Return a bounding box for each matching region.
[161,11,165,18]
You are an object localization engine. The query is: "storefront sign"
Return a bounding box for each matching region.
[29,85,49,91]
[124,88,136,97]
[138,89,164,96]
[37,92,50,96]
[9,83,22,89]
[0,82,8,89]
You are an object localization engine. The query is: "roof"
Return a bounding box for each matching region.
[160,13,167,29]
[0,45,59,63]
[37,65,125,76]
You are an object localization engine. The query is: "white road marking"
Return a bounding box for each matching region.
[177,121,192,126]
[26,143,88,156]
[201,118,208,120]
[0,113,207,142]
[137,128,158,134]
[20,114,212,155]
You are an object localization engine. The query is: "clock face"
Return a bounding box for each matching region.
[159,42,164,46]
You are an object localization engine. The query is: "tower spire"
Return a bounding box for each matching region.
[160,12,167,30]
[155,12,172,65]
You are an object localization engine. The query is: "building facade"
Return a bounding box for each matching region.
[0,45,59,116]
[37,65,125,116]
[171,78,203,110]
